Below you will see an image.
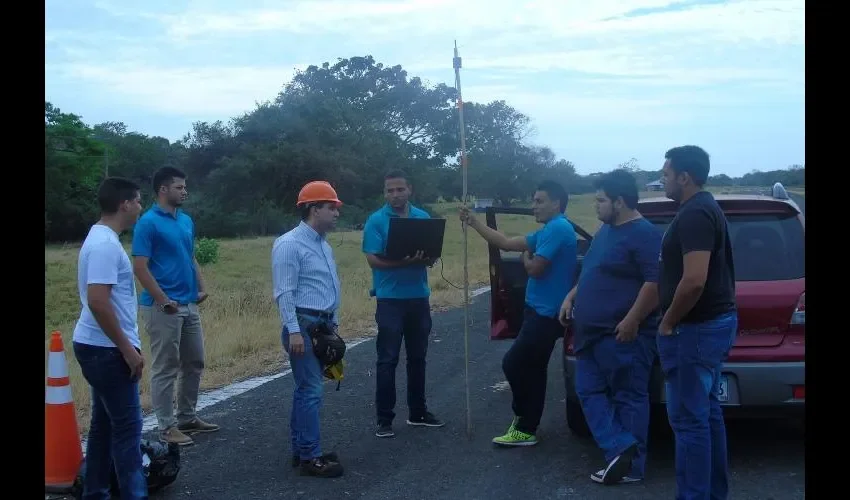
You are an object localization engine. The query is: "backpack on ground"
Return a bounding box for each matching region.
[71,439,181,499]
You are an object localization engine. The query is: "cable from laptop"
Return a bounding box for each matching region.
[437,258,464,290]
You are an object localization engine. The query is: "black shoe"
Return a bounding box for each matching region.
[601,443,638,485]
[407,411,445,427]
[375,423,395,438]
[292,451,338,467]
[299,457,344,478]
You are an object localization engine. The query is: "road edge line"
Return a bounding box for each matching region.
[78,285,491,451]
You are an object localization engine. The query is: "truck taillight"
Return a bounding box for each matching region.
[790,292,805,326]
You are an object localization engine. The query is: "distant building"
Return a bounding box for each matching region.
[473,198,494,213]
[645,179,664,191]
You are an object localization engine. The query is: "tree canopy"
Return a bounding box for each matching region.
[45,55,805,243]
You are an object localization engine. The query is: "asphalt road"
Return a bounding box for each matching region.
[122,293,804,500]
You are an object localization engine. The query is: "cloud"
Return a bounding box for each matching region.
[157,0,456,40]
[56,63,308,116]
[464,83,763,129]
[531,0,804,45]
[148,0,803,46]
[48,0,805,136]
[132,0,802,88]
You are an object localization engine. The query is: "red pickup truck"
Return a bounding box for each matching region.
[484,183,805,436]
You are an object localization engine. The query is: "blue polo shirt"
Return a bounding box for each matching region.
[524,214,578,318]
[131,204,199,307]
[362,203,431,299]
[572,218,662,351]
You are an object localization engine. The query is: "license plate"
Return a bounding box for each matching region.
[717,375,729,402]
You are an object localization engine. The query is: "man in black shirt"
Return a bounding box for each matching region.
[657,145,737,500]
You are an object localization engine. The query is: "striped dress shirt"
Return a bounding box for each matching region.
[271,221,341,333]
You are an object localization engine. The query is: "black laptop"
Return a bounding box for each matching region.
[384,217,447,261]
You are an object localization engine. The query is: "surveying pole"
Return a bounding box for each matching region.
[453,40,473,439]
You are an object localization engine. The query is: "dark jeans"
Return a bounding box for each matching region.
[657,310,738,500]
[575,333,656,479]
[282,312,328,460]
[73,342,148,500]
[375,298,433,425]
[502,306,563,434]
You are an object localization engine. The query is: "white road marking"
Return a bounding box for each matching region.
[491,381,510,392]
[78,286,491,452]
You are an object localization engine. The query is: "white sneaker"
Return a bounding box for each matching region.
[591,469,642,485]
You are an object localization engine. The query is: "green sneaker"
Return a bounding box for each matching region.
[492,425,537,447]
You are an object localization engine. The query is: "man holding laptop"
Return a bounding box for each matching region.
[362,170,446,438]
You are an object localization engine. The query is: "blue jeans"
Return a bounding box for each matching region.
[282,312,327,461]
[73,342,148,500]
[575,333,656,479]
[375,298,432,425]
[657,310,738,500]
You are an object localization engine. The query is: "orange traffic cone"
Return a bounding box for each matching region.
[45,331,83,493]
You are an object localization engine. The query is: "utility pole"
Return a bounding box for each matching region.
[454,40,473,439]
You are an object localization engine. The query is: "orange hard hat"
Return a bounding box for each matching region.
[296,181,343,207]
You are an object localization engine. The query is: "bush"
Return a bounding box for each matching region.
[195,237,220,266]
[338,205,369,229]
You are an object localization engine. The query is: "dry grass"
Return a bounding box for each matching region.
[47,188,774,436]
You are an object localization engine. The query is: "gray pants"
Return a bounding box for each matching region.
[140,303,205,431]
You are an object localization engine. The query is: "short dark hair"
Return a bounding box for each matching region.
[152,166,187,194]
[299,201,334,221]
[593,169,639,209]
[536,180,569,212]
[97,177,140,215]
[384,170,409,184]
[664,145,710,187]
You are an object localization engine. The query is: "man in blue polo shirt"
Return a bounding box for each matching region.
[363,170,444,439]
[460,180,577,447]
[132,166,219,447]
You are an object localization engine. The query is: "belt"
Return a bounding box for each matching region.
[295,307,334,321]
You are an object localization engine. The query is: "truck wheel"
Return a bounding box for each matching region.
[565,398,591,438]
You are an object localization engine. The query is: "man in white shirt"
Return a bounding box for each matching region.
[271,181,345,479]
[72,177,147,500]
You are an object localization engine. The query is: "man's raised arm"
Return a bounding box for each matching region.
[459,206,529,252]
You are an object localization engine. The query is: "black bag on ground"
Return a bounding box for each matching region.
[71,439,181,499]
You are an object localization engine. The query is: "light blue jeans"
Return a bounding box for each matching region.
[282,312,328,461]
[657,310,738,500]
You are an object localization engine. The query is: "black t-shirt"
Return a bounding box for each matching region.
[659,191,736,323]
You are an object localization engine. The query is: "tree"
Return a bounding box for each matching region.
[45,102,106,241]
[43,56,805,243]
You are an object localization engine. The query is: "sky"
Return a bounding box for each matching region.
[45,0,805,177]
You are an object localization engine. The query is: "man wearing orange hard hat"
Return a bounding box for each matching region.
[271,180,345,478]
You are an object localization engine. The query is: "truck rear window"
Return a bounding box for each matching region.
[647,213,805,282]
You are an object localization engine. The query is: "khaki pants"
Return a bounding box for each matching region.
[140,303,205,431]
